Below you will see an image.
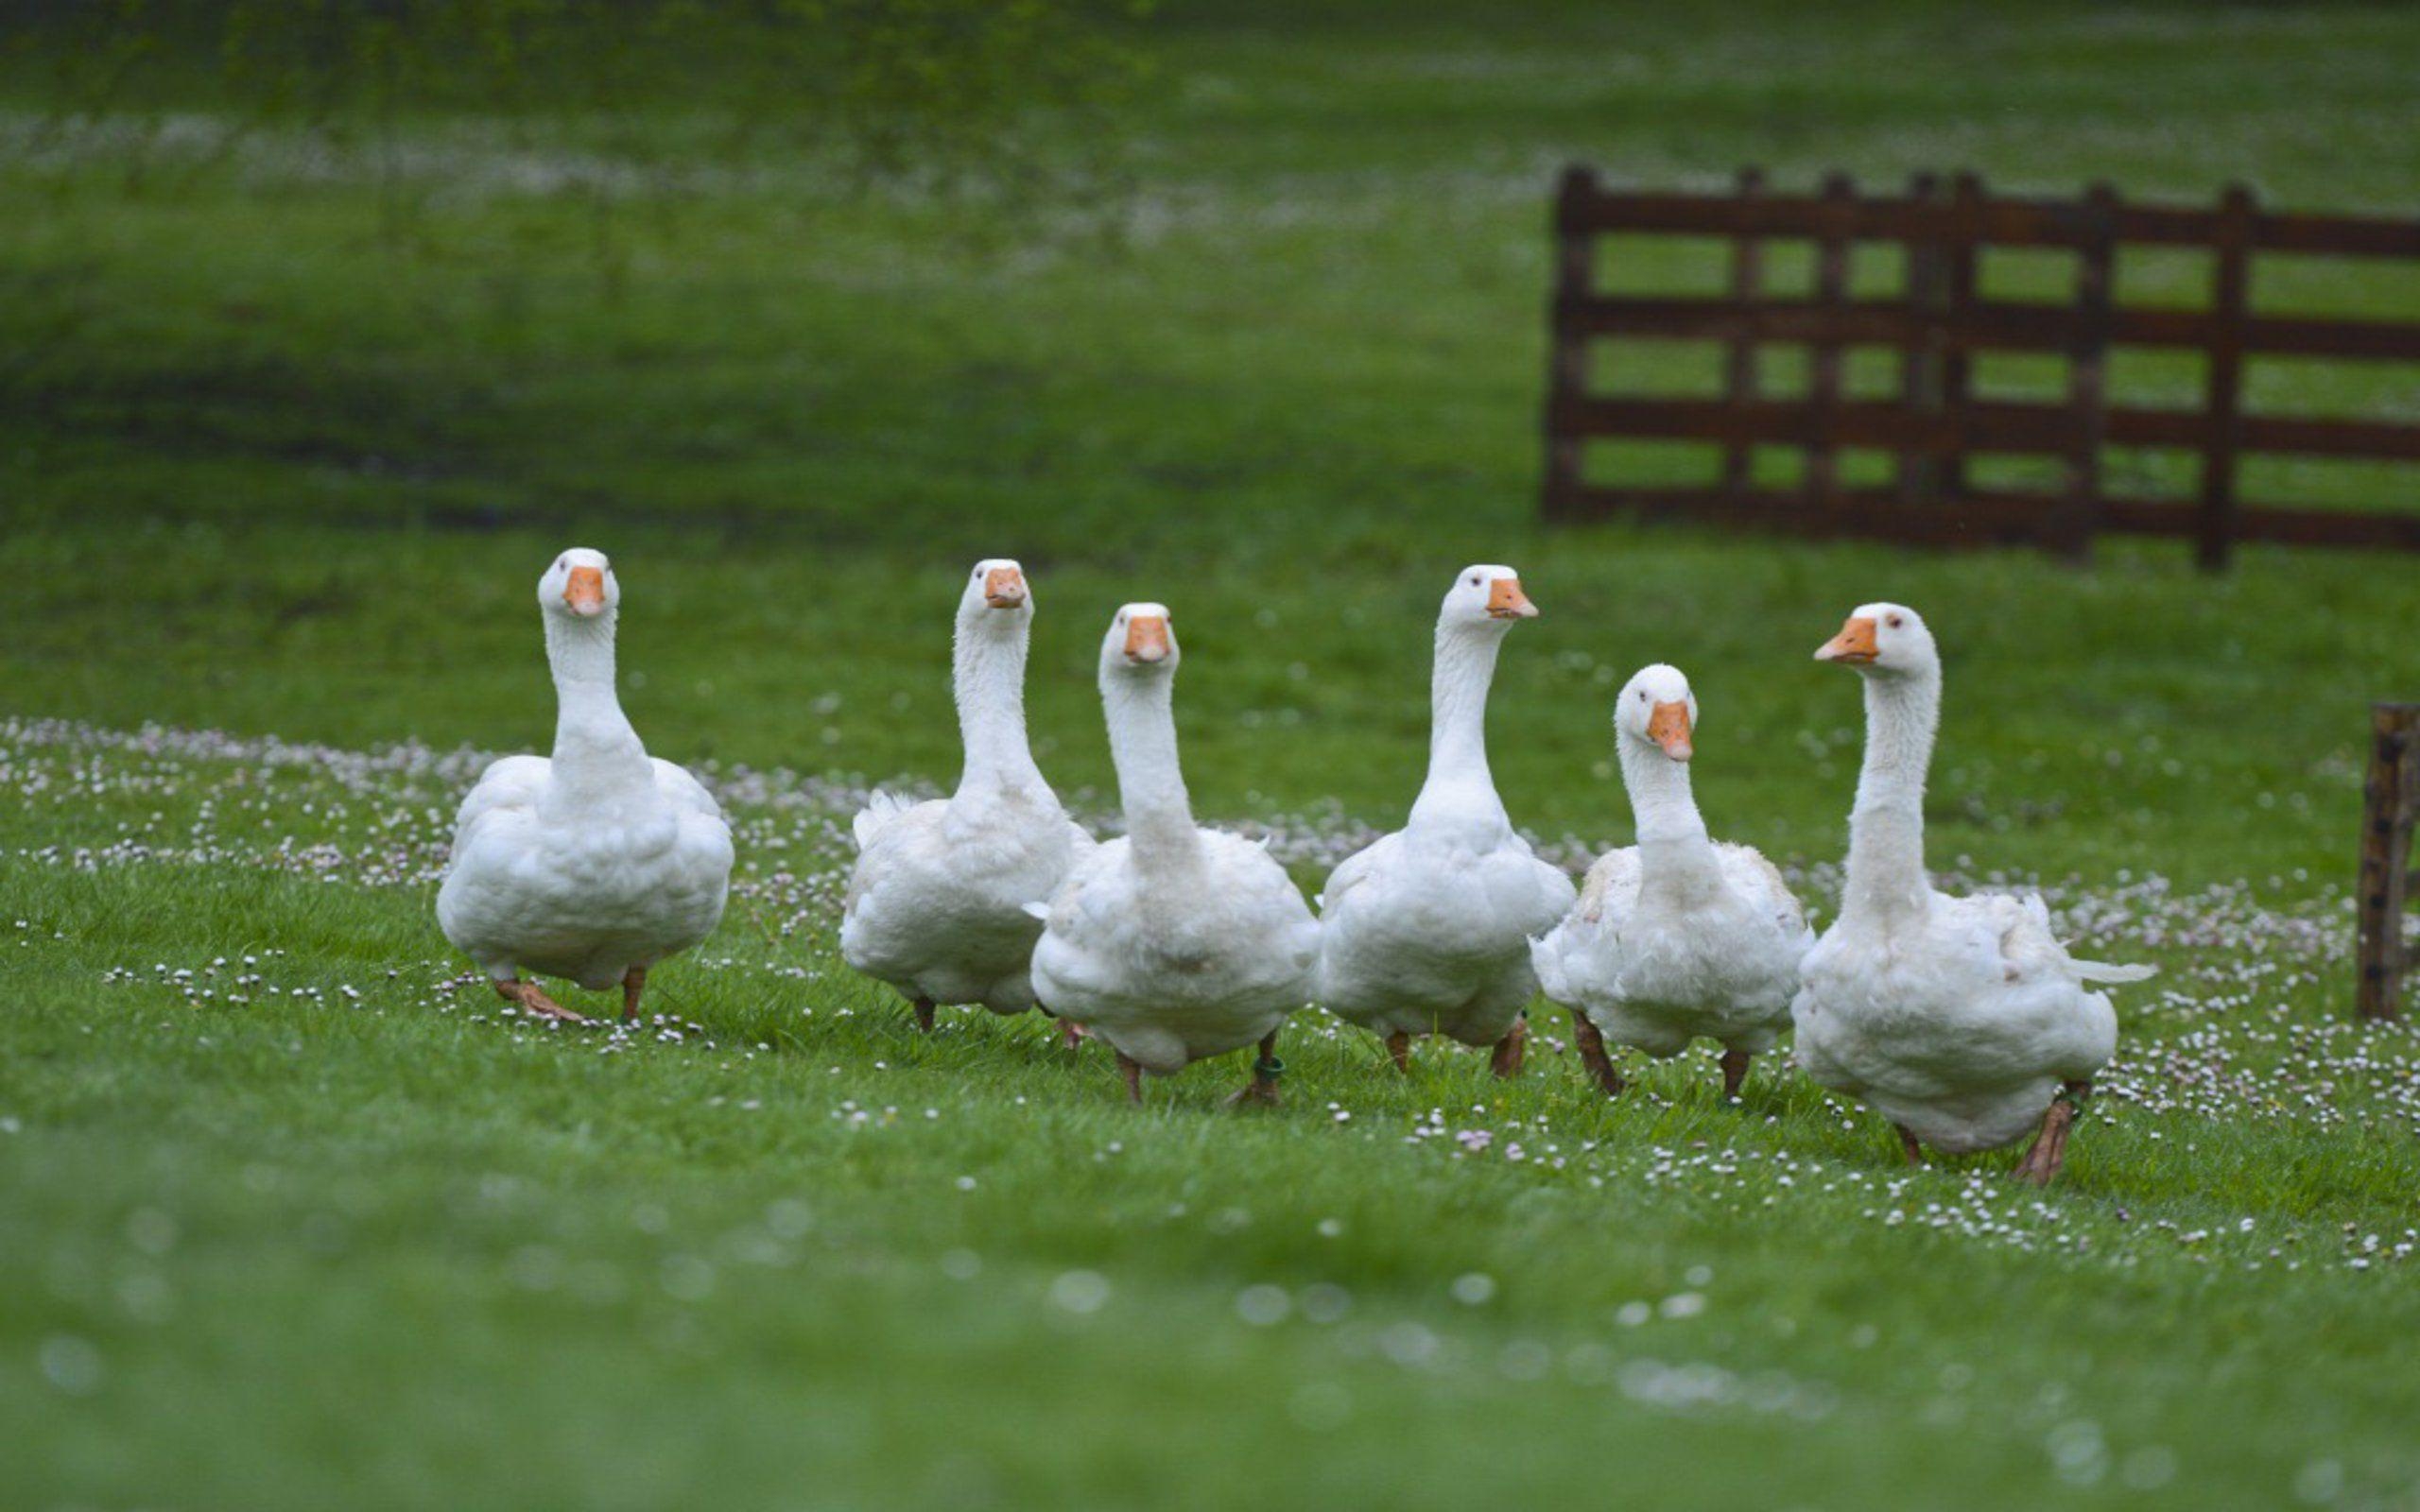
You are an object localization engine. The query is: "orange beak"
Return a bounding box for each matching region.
[563,565,607,616]
[1647,699,1694,761]
[983,566,1028,609]
[1123,615,1170,663]
[1487,576,1538,620]
[1816,615,1877,664]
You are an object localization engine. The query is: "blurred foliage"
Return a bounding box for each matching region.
[1,0,1153,262]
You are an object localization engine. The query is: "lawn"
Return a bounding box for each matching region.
[4,3,2419,1508]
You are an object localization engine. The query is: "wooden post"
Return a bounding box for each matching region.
[2197,183,2255,572]
[1720,166,1767,502]
[1542,164,1598,522]
[1940,172,1983,506]
[2357,703,2420,1022]
[1806,172,1855,516]
[2054,182,2118,560]
[1898,172,1945,507]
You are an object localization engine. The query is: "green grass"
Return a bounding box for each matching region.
[4,2,2420,1507]
[5,714,2417,1510]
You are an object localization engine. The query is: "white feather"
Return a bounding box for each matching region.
[437,549,733,995]
[1789,605,2152,1154]
[839,561,1095,1017]
[1530,665,1810,1066]
[851,789,915,851]
[1028,607,1317,1077]
[1311,565,1574,1048]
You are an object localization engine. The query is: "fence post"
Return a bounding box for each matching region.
[1806,172,1855,521]
[1897,172,1946,508]
[2197,183,2256,572]
[1720,166,1767,504]
[1542,164,1597,522]
[1940,173,1983,506]
[2357,703,2420,1022]
[2051,182,2118,560]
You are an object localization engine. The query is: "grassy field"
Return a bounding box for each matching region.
[4,3,2420,1508]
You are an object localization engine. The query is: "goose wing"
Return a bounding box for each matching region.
[2013,892,2156,984]
[1572,846,1643,926]
[1974,892,2156,986]
[1716,842,1813,942]
[448,754,549,853]
[651,758,725,824]
[1315,832,1397,912]
[1489,848,1578,936]
[852,789,918,851]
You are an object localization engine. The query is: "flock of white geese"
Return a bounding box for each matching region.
[438,548,2153,1185]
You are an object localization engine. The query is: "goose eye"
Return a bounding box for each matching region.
[1887,614,1904,628]
[1467,575,1480,586]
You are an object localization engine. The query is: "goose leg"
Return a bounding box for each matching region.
[621,966,647,1023]
[2013,1079,2088,1187]
[1488,1013,1529,1078]
[1116,1052,1145,1106]
[1386,1030,1412,1074]
[1719,1048,1753,1102]
[1895,1125,1926,1166]
[493,977,586,1024]
[911,996,936,1034]
[1060,1017,1087,1050]
[1225,1032,1284,1109]
[1570,1014,1625,1097]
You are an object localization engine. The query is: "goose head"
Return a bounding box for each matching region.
[1101,602,1178,677]
[1616,663,1698,763]
[540,548,619,622]
[1439,564,1536,631]
[1816,602,1936,678]
[959,558,1031,627]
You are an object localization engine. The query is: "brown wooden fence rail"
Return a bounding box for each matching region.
[2357,703,2420,1022]
[1542,166,2420,565]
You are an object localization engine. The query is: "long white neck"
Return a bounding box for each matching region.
[543,610,651,806]
[1841,668,1940,926]
[1617,735,1721,898]
[1408,622,1512,833]
[953,612,1046,799]
[1103,672,1201,874]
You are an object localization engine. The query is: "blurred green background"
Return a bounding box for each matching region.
[3,0,2416,885]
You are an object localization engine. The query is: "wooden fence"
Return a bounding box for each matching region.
[1542,167,2420,565]
[2358,704,2420,1022]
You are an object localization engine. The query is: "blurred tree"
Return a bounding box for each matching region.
[4,0,1152,267]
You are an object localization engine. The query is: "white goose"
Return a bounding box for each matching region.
[1531,664,1812,1100]
[841,559,1094,1037]
[1028,604,1320,1106]
[1314,565,1576,1075]
[438,548,734,1023]
[1792,604,2153,1184]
